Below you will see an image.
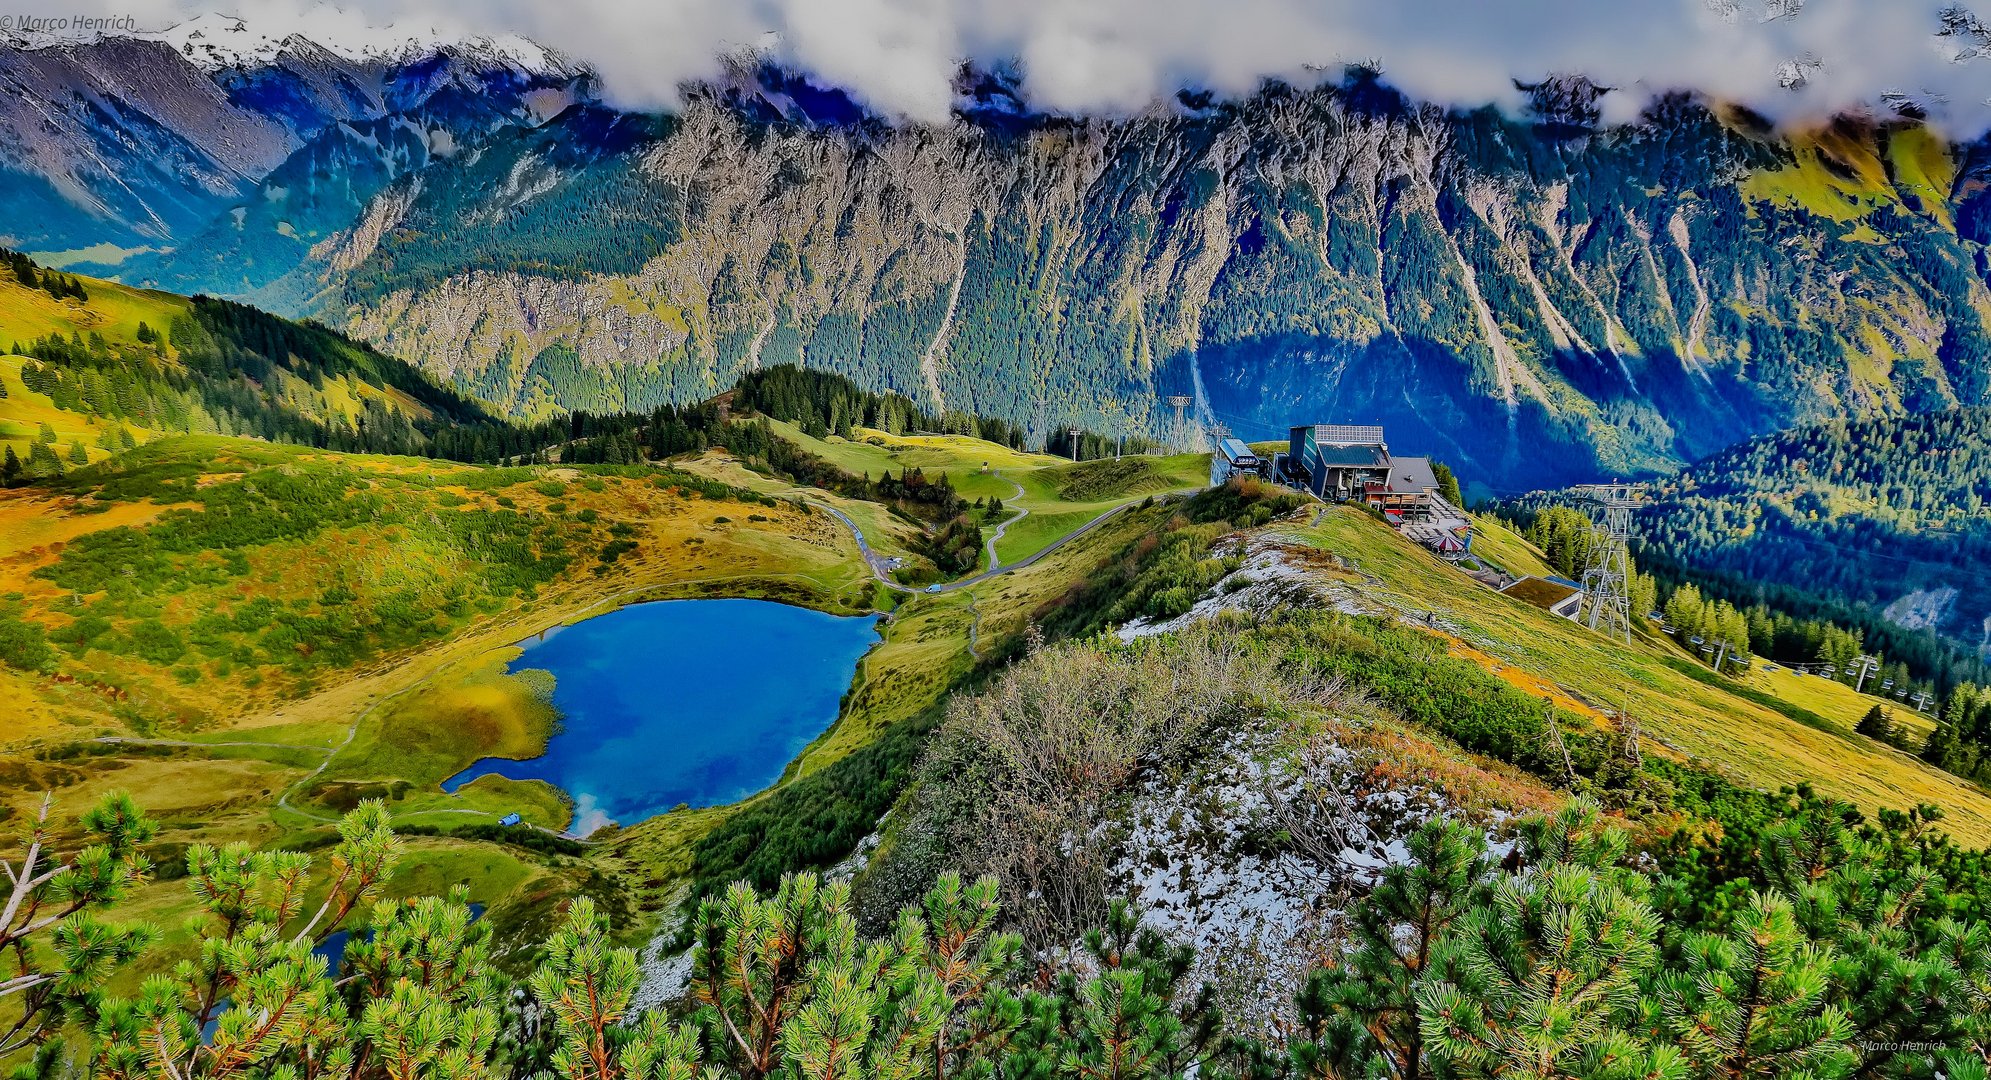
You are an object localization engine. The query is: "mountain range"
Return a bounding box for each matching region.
[6,15,1991,487]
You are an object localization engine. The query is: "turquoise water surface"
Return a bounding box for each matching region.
[442,598,880,833]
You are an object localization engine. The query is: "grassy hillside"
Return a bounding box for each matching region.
[681,419,1212,569]
[0,354,159,466]
[0,436,872,733]
[0,259,536,476]
[1275,506,1991,842]
[0,265,188,347]
[0,271,186,465]
[0,432,890,947]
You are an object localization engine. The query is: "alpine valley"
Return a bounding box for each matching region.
[7,10,1991,1080]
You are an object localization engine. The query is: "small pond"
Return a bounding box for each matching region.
[443,598,880,834]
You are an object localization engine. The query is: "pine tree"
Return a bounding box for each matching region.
[1019,898,1226,1080]
[1434,462,1463,507]
[1416,801,1675,1080]
[1854,705,1894,743]
[1921,705,1970,773]
[0,794,156,1057]
[677,871,1028,1080]
[1657,892,1853,1078]
[88,801,441,1080]
[1770,819,1990,1079]
[533,897,699,1080]
[36,421,55,444]
[67,439,88,465]
[1291,818,1490,1080]
[2,446,20,484]
[27,440,62,478]
[1665,584,1705,633]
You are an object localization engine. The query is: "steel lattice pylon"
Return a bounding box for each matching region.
[1166,395,1194,450]
[1568,483,1642,644]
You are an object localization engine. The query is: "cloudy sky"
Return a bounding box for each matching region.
[41,0,1991,129]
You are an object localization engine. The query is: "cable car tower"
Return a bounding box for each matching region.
[1166,395,1194,449]
[1568,483,1642,644]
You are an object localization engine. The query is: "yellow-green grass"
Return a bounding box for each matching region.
[0,437,874,741]
[1741,129,1897,224]
[1,269,440,452]
[997,452,1209,563]
[1887,126,1956,229]
[675,447,933,564]
[1276,506,1991,843]
[966,499,1186,648]
[992,508,1098,563]
[380,835,553,911]
[1463,513,1559,579]
[678,423,1209,568]
[1743,662,1938,744]
[388,774,574,833]
[0,273,188,349]
[1738,123,1954,227]
[306,651,557,807]
[52,753,297,826]
[796,589,974,774]
[779,421,1065,491]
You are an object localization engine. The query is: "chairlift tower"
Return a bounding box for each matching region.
[1165,395,1195,451]
[1568,483,1642,645]
[1845,653,1880,694]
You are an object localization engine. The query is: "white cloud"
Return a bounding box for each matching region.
[48,0,1991,130]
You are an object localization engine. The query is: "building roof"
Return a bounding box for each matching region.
[1386,455,1438,493]
[1219,438,1257,463]
[1501,576,1583,612]
[1312,442,1390,468]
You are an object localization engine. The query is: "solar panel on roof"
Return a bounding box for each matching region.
[1315,424,1385,445]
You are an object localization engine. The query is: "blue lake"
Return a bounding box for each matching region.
[442,598,880,834]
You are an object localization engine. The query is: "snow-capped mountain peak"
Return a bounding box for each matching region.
[131,6,578,76]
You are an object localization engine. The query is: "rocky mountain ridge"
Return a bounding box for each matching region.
[302,87,1991,485]
[9,26,1991,485]
[0,17,590,254]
